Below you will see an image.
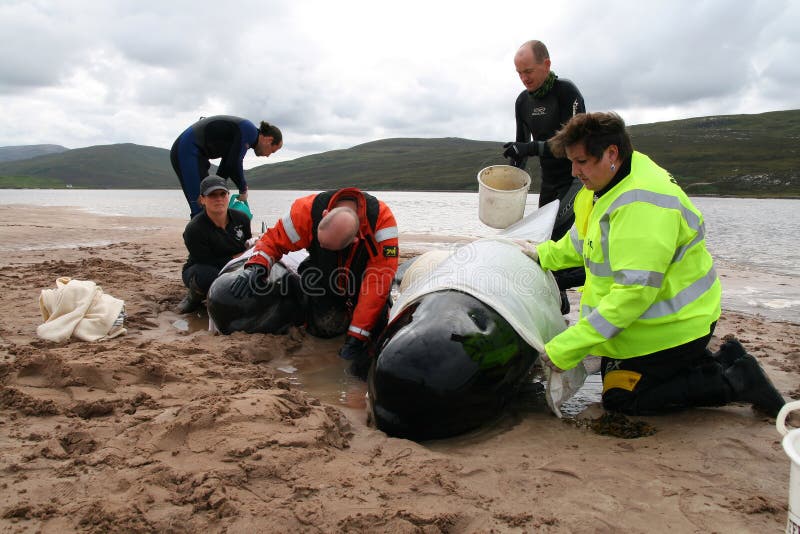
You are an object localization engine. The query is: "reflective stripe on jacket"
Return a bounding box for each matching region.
[247,188,399,340]
[536,151,721,370]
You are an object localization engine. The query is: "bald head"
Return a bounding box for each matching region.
[515,40,551,93]
[318,207,359,250]
[517,40,550,63]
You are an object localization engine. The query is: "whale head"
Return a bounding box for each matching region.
[368,290,538,440]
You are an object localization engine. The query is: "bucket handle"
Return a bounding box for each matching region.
[776,400,800,436]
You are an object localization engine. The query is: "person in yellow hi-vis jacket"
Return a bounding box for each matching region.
[525,111,785,417]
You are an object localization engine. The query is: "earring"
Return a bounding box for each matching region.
[611,163,616,171]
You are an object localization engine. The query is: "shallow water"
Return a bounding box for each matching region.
[2,189,797,322]
[2,189,796,273]
[269,353,368,409]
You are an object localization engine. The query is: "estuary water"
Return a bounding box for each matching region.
[1,189,798,322]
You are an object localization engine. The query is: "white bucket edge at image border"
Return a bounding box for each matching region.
[777,400,800,533]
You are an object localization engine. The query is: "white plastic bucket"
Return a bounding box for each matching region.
[776,400,800,533]
[477,165,531,229]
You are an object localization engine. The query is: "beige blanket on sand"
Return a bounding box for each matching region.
[37,277,126,342]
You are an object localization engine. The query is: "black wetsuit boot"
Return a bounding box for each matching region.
[723,354,785,417]
[713,338,748,368]
[177,277,205,314]
[177,290,204,314]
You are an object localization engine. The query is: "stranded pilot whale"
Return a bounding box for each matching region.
[367,202,587,441]
[207,250,308,335]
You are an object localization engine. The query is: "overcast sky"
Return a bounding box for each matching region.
[0,0,797,167]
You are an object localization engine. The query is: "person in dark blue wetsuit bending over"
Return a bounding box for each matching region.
[502,40,586,312]
[171,115,283,218]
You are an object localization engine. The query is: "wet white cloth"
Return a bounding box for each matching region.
[37,277,126,342]
[392,201,589,417]
[398,250,453,293]
[544,364,589,418]
[392,238,565,353]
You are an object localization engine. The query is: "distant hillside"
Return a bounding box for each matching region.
[628,111,800,196]
[0,143,174,188]
[0,110,798,196]
[247,137,512,191]
[247,110,800,196]
[0,144,69,163]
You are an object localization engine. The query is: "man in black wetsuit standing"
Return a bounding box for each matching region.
[502,40,586,310]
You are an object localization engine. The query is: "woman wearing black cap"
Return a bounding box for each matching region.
[177,175,253,313]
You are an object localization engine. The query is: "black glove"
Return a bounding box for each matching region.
[338,336,368,361]
[502,141,540,165]
[230,263,269,299]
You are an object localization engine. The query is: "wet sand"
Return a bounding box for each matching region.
[1,205,799,533]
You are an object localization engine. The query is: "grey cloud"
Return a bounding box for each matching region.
[0,0,797,156]
[0,3,90,91]
[566,0,785,114]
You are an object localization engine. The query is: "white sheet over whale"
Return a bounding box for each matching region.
[390,201,588,417]
[390,201,565,353]
[391,238,565,353]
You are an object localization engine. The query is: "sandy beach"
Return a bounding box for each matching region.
[1,204,799,533]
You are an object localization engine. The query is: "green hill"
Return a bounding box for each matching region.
[627,111,800,196]
[247,137,511,191]
[1,110,798,196]
[0,143,173,189]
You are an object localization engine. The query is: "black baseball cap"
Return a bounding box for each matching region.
[200,175,229,196]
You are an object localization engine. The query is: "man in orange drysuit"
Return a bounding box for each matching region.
[231,188,399,377]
